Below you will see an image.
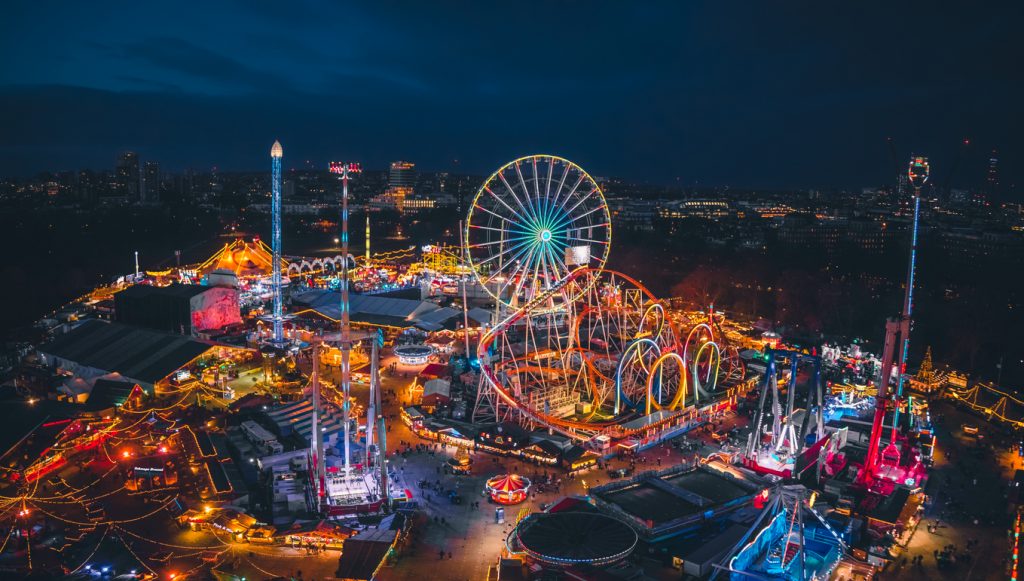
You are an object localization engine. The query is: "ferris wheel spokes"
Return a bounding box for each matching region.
[466,155,611,306]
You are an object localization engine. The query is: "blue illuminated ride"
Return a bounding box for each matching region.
[270,140,284,344]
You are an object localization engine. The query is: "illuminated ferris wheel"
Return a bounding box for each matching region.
[465,155,611,306]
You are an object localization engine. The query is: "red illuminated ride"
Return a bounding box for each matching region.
[859,156,929,488]
[486,474,531,505]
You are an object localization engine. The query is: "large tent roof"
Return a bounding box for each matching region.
[293,289,461,330]
[197,238,285,278]
[39,320,215,385]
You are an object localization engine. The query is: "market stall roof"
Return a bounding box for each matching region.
[418,363,449,379]
[422,379,451,400]
[403,406,426,421]
[413,307,462,331]
[619,410,679,431]
[86,377,141,410]
[335,528,398,580]
[467,307,493,326]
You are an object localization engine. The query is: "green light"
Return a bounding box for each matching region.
[540,229,552,242]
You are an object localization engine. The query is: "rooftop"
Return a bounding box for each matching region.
[39,320,215,384]
[115,282,210,300]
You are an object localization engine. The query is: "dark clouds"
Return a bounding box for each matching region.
[0,1,1020,190]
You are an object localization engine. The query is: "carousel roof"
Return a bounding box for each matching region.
[486,474,530,493]
[513,512,638,567]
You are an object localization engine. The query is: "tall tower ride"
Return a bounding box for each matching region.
[862,155,928,482]
[893,156,928,421]
[270,140,284,344]
[329,162,361,473]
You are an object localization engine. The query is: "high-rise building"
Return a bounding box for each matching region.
[986,150,999,197]
[371,161,415,210]
[143,161,160,204]
[388,161,416,191]
[116,151,141,202]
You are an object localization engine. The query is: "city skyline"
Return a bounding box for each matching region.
[1,2,1021,193]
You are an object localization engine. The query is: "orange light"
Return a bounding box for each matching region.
[122,450,131,459]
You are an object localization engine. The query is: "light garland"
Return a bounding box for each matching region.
[113,528,160,577]
[25,524,32,571]
[0,524,14,555]
[117,524,228,550]
[30,494,178,526]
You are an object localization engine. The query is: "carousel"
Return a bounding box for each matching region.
[485,474,531,505]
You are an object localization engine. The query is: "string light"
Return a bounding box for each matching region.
[116,525,227,550]
[0,525,14,556]
[68,525,110,574]
[25,524,32,570]
[31,494,179,527]
[113,528,160,577]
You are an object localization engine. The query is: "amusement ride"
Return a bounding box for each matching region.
[467,155,747,447]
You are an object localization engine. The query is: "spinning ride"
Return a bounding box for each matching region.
[486,474,531,505]
[469,156,744,445]
[744,349,826,479]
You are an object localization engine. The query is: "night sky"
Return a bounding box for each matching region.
[1,1,1020,191]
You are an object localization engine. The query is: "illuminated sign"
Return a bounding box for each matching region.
[329,162,362,175]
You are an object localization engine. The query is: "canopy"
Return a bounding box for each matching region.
[197,238,285,278]
[486,474,529,493]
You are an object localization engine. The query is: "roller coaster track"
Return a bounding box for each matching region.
[478,267,698,441]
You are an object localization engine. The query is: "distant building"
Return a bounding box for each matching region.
[117,151,141,202]
[388,161,415,191]
[371,161,416,210]
[400,191,438,211]
[985,150,999,201]
[143,161,160,204]
[658,199,731,220]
